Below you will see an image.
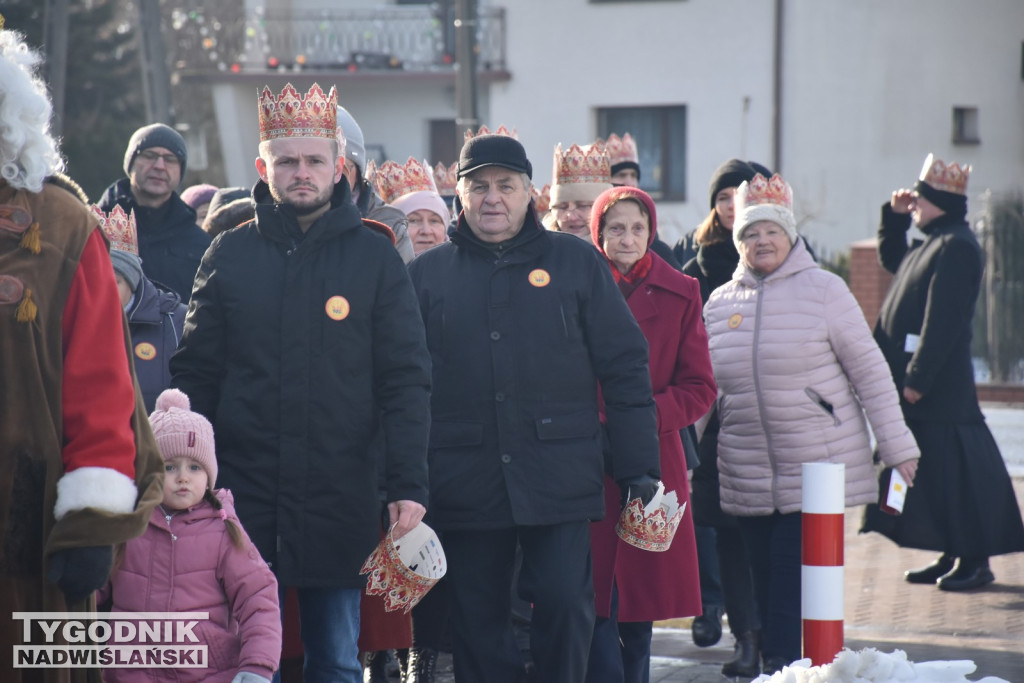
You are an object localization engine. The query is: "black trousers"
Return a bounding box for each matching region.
[443,522,596,683]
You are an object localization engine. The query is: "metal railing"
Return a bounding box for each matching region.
[169,5,506,75]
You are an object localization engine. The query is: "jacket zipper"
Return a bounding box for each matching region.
[750,281,779,509]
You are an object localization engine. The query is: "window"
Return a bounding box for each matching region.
[429,119,459,166]
[952,107,980,145]
[597,105,687,201]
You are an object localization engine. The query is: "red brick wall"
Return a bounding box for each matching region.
[848,239,892,327]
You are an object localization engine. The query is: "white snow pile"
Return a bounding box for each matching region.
[751,648,1010,683]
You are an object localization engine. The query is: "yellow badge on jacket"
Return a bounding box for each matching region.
[135,342,157,361]
[326,295,350,321]
[528,269,551,287]
[728,314,742,329]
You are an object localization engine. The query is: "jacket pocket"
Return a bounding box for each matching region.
[804,387,841,426]
[535,409,599,441]
[430,421,484,448]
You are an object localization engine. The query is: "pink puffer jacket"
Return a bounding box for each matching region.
[101,489,280,682]
[704,239,919,516]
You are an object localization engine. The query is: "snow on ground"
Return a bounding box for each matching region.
[751,648,1010,683]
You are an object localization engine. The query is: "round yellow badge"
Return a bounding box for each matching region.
[728,314,743,329]
[326,295,350,321]
[528,269,551,287]
[135,342,157,361]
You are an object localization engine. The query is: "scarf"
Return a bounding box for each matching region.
[610,250,653,299]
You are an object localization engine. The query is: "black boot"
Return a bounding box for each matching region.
[405,647,438,683]
[721,630,761,678]
[691,604,724,647]
[938,557,995,592]
[762,656,791,675]
[363,651,389,683]
[904,554,956,584]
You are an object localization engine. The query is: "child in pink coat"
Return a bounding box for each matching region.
[100,389,281,682]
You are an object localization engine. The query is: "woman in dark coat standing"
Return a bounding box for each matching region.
[680,159,765,678]
[862,155,1024,590]
[586,186,716,683]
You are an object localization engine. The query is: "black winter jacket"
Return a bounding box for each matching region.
[874,204,984,423]
[98,178,210,302]
[407,212,659,530]
[126,276,186,412]
[171,179,431,587]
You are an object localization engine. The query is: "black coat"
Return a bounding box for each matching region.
[170,179,431,588]
[874,204,984,423]
[98,178,211,302]
[126,276,187,412]
[407,212,660,530]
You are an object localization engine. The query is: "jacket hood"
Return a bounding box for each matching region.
[589,185,658,250]
[128,276,183,323]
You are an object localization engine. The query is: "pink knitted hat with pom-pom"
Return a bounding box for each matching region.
[149,389,218,487]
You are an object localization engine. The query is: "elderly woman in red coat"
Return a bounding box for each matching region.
[585,186,717,683]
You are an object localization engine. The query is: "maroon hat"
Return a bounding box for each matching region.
[589,185,658,251]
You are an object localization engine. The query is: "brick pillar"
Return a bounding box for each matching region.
[848,239,893,327]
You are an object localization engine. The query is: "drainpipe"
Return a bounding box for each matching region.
[772,0,784,173]
[454,0,480,140]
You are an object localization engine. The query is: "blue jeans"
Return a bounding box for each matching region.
[274,585,362,683]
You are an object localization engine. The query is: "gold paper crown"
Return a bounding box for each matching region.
[258,83,338,142]
[360,523,447,614]
[433,161,458,197]
[552,143,611,186]
[600,133,639,167]
[739,173,793,212]
[464,125,518,142]
[918,153,971,195]
[615,496,685,553]
[91,205,138,255]
[531,183,551,213]
[371,157,440,205]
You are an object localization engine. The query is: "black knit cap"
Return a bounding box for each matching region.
[457,134,532,179]
[707,158,759,210]
[610,160,641,183]
[123,123,188,178]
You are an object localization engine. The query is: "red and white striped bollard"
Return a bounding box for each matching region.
[801,462,845,666]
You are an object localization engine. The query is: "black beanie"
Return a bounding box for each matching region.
[458,134,532,179]
[708,158,757,209]
[123,123,188,179]
[610,160,641,183]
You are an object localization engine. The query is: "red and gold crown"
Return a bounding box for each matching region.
[918,153,971,195]
[464,124,518,142]
[91,205,138,255]
[361,522,447,614]
[601,133,639,167]
[370,157,440,205]
[739,173,792,211]
[258,83,338,142]
[433,161,458,197]
[615,484,686,553]
[552,143,611,186]
[531,183,551,214]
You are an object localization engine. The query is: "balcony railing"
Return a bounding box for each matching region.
[169,5,507,76]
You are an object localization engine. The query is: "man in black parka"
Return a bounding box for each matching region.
[170,84,431,681]
[407,134,660,683]
[862,153,1024,591]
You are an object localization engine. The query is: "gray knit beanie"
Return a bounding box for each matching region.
[336,106,366,175]
[110,250,144,292]
[123,123,188,179]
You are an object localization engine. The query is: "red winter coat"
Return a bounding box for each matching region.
[590,254,717,621]
[101,489,281,682]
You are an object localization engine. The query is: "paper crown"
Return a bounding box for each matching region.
[738,173,793,212]
[918,153,971,195]
[531,183,551,214]
[361,522,447,613]
[464,125,518,142]
[91,205,138,255]
[552,143,611,186]
[433,161,458,197]
[370,157,440,205]
[601,133,639,166]
[615,482,686,553]
[258,83,338,142]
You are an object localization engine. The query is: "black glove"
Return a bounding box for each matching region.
[618,475,660,509]
[48,546,113,605]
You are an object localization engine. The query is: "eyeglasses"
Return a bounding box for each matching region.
[137,150,181,166]
[552,202,594,216]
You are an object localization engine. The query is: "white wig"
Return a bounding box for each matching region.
[0,30,64,192]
